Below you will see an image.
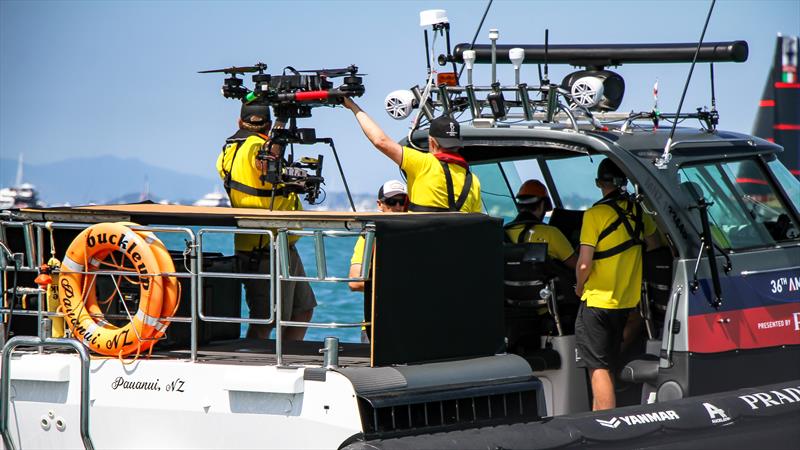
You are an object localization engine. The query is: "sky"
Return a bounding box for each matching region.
[1,0,798,197]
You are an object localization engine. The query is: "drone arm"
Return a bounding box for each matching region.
[345,99,403,166]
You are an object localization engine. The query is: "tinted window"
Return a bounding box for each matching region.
[679,159,799,249]
[767,158,800,213]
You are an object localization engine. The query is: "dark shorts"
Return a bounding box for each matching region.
[236,245,317,322]
[575,302,632,370]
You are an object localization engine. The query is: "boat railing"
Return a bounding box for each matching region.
[1,336,95,450]
[0,217,375,366]
[274,227,374,366]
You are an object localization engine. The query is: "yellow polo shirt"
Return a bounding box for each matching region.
[505,223,575,262]
[580,199,657,309]
[216,134,301,251]
[351,236,366,265]
[400,147,482,213]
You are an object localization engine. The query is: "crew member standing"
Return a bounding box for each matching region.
[342,98,481,213]
[574,158,659,411]
[505,179,577,269]
[348,179,408,292]
[349,180,408,343]
[216,102,316,341]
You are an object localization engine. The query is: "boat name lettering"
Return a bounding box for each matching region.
[164,378,185,393]
[111,376,161,391]
[738,386,800,410]
[596,410,679,428]
[86,232,150,290]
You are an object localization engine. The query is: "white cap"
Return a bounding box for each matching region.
[378,180,407,199]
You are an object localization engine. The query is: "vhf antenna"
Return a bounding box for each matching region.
[656,0,716,169]
[457,0,494,82]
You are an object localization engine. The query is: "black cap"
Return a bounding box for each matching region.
[429,116,463,149]
[597,158,627,186]
[240,102,271,125]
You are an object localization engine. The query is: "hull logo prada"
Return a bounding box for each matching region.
[596,410,680,428]
[739,385,800,410]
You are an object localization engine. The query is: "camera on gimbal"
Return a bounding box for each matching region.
[202,62,365,206]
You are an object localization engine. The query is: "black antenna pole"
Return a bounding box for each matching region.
[709,63,717,111]
[657,0,716,169]
[544,29,550,83]
[457,0,494,81]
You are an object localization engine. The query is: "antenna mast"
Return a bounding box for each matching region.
[656,0,717,169]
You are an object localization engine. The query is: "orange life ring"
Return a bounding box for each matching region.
[58,222,176,356]
[79,223,180,353]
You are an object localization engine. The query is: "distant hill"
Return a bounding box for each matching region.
[0,155,218,205]
[0,155,373,210]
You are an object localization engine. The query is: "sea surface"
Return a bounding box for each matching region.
[159,229,363,343]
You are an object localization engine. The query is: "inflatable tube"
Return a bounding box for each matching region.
[59,222,165,356]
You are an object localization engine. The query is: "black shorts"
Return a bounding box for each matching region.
[575,303,632,370]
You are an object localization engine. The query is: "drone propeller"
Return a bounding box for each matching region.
[198,63,267,74]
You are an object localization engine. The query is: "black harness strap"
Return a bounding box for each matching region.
[592,193,645,260]
[503,211,542,244]
[226,180,292,198]
[408,161,474,212]
[220,130,292,200]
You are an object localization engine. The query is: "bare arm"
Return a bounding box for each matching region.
[348,263,365,292]
[575,245,595,297]
[342,98,403,166]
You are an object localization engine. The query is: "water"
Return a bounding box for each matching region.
[158,229,363,343]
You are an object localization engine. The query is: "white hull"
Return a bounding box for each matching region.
[3,352,362,449]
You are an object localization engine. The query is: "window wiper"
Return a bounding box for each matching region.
[688,197,728,308]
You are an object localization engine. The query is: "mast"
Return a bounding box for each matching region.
[14,154,23,188]
[752,34,799,178]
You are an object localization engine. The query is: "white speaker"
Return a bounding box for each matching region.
[569,76,605,109]
[384,90,416,120]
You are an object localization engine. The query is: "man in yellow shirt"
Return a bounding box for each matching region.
[505,180,577,269]
[348,180,408,292]
[342,98,481,213]
[349,180,407,343]
[216,102,316,341]
[575,158,659,411]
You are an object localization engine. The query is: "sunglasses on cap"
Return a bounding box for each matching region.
[380,195,407,206]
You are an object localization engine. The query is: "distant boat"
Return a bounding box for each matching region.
[193,188,230,207]
[752,34,799,177]
[0,155,46,209]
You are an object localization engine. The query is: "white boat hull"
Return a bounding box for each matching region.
[3,352,363,449]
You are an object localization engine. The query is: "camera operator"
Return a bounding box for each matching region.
[216,102,316,341]
[342,98,482,213]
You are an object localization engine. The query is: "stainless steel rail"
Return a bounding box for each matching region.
[1,336,95,450]
[197,228,275,327]
[275,227,374,366]
[0,218,376,366]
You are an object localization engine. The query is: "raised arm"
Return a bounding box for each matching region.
[342,98,403,166]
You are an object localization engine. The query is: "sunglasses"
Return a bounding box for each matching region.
[381,196,407,206]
